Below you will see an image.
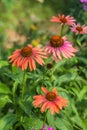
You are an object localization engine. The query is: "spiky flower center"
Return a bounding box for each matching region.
[21,46,32,57]
[46,92,57,101]
[76,26,83,32]
[60,17,67,23]
[50,36,64,47]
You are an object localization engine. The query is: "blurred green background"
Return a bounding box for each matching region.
[0,0,87,53]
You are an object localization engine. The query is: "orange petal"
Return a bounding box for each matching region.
[41,87,48,94]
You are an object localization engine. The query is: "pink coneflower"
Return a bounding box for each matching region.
[33,87,68,115]
[71,23,87,34]
[45,35,78,62]
[9,44,47,71]
[50,14,76,26]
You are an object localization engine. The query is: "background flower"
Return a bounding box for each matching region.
[71,23,87,34]
[80,0,87,2]
[82,3,87,11]
[80,0,87,11]
[50,14,76,26]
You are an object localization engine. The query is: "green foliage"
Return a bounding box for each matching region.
[23,117,43,130]
[0,60,9,68]
[55,117,73,130]
[0,113,17,130]
[0,82,11,94]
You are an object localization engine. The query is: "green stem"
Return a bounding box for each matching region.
[60,24,64,36]
[73,124,82,130]
[43,111,47,126]
[20,125,22,130]
[22,71,26,100]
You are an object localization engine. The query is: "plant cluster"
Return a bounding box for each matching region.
[0,13,87,130]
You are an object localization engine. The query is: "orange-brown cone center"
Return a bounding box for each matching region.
[76,26,83,32]
[60,17,67,23]
[21,46,32,57]
[46,92,57,101]
[50,36,64,47]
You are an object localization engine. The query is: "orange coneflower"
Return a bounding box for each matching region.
[33,87,68,115]
[9,45,47,71]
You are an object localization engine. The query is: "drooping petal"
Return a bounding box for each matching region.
[42,87,48,94]
[33,95,45,107]
[47,102,58,115]
[52,88,58,95]
[41,101,49,113]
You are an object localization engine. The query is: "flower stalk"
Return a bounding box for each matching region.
[60,24,64,36]
[21,71,26,100]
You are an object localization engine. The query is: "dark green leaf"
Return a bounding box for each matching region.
[0,82,11,94]
[0,113,17,130]
[23,117,43,130]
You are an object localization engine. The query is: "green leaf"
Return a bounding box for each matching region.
[12,80,19,95]
[76,39,81,46]
[0,113,17,130]
[0,95,12,109]
[0,82,11,94]
[71,86,87,101]
[23,117,43,130]
[55,117,73,130]
[71,104,87,130]
[54,73,77,86]
[78,86,87,101]
[0,60,9,68]
[71,115,87,130]
[18,100,31,117]
[47,110,55,126]
[1,68,16,80]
